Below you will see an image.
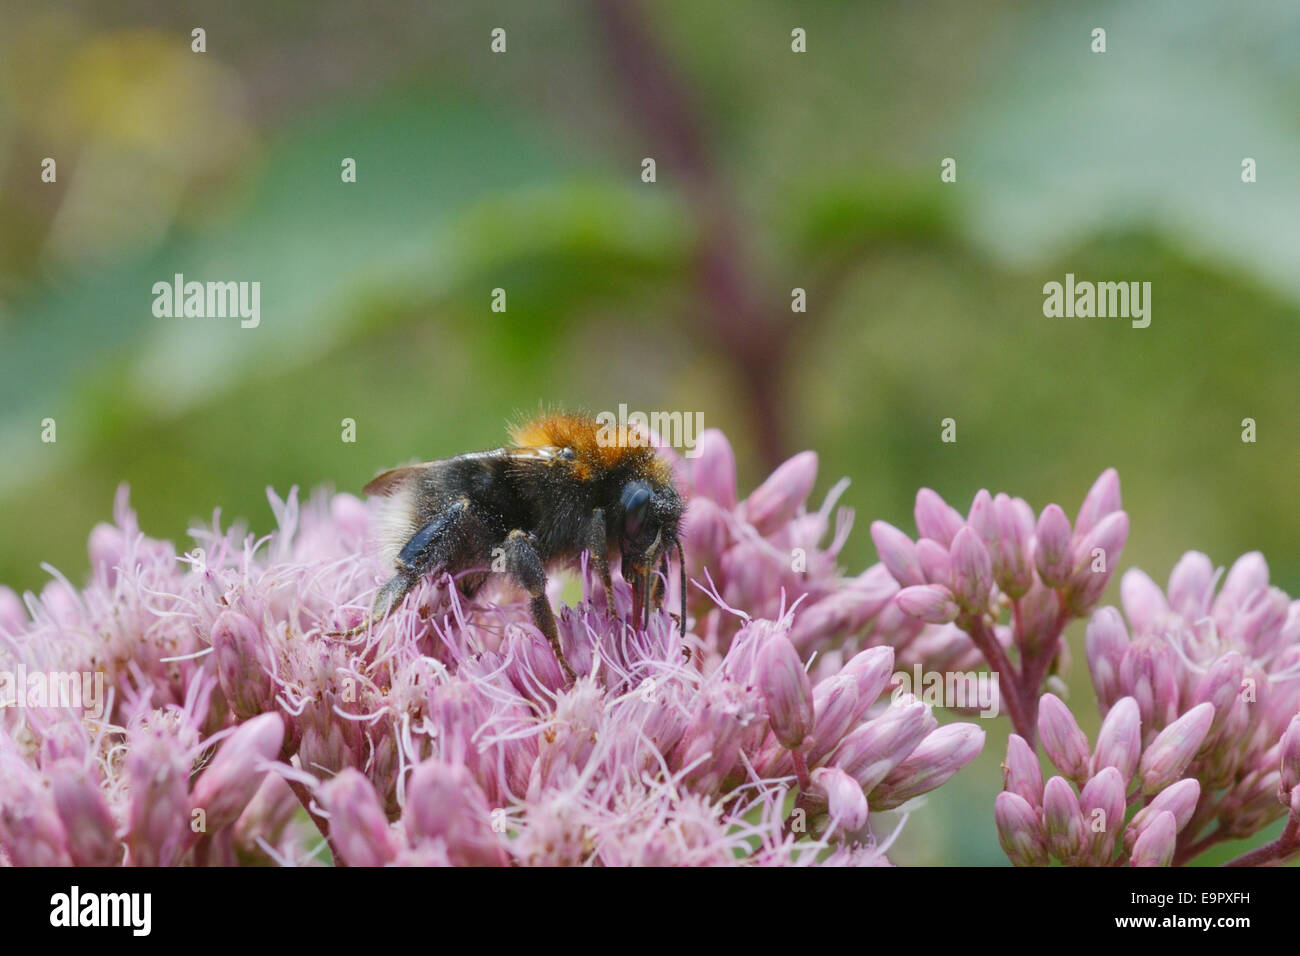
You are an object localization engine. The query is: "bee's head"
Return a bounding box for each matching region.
[617,477,684,631]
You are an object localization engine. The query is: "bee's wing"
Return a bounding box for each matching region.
[363,463,438,497]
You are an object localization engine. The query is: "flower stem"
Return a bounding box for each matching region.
[1222,814,1300,867]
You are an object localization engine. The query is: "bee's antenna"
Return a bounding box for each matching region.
[674,539,686,639]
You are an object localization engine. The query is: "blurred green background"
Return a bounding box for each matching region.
[2,0,1297,865]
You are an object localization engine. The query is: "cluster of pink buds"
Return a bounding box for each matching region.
[294,614,984,866]
[997,694,1210,866]
[1082,551,1300,863]
[0,671,290,867]
[871,470,1128,744]
[677,430,903,661]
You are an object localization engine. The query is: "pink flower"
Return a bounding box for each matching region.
[0,434,993,867]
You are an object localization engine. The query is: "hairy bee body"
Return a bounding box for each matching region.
[355,413,685,678]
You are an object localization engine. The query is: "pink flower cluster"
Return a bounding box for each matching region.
[1083,553,1300,862]
[997,695,1219,866]
[5,437,1294,867]
[676,431,902,664]
[870,470,1128,742]
[863,468,1300,865]
[0,439,985,867]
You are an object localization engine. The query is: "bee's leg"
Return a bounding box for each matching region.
[583,508,616,619]
[503,529,576,681]
[330,500,470,636]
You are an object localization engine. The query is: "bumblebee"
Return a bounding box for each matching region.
[349,412,686,679]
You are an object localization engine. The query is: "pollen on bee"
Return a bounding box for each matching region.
[509,412,670,481]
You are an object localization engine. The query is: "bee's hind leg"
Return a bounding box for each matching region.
[504,529,576,682]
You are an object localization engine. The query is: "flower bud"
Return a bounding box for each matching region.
[211,611,276,721]
[914,488,964,547]
[1038,693,1091,783]
[994,791,1049,867]
[1003,733,1044,807]
[0,751,72,866]
[1065,511,1128,613]
[504,629,567,698]
[1215,551,1269,619]
[742,451,817,535]
[191,713,285,833]
[318,768,397,867]
[1236,587,1289,657]
[1139,702,1214,794]
[838,645,895,721]
[691,429,738,509]
[806,676,859,765]
[967,488,993,537]
[1085,607,1130,707]
[675,682,747,794]
[896,585,959,625]
[1218,769,1285,839]
[1034,504,1074,588]
[832,698,931,792]
[989,494,1034,598]
[125,731,191,867]
[1074,469,1122,542]
[1192,652,1243,739]
[871,521,924,588]
[949,527,993,612]
[757,636,814,750]
[1092,696,1142,784]
[905,623,974,673]
[403,761,507,866]
[1119,640,1180,731]
[915,538,952,588]
[49,761,119,866]
[232,775,299,854]
[1016,579,1061,653]
[1129,810,1177,867]
[870,723,984,810]
[1125,778,1200,852]
[789,573,896,653]
[1078,766,1126,863]
[1119,569,1169,635]
[1042,775,1086,863]
[681,498,731,567]
[811,766,869,832]
[1166,551,1214,619]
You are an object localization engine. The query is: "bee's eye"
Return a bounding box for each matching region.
[559,447,575,460]
[621,481,652,540]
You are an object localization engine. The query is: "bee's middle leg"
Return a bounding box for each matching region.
[503,529,576,681]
